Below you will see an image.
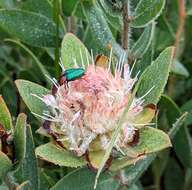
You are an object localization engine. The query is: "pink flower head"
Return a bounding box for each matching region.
[37,54,151,157]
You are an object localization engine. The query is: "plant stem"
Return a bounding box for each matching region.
[174,0,186,57]
[122,1,129,51]
[53,0,60,77]
[168,0,186,97]
[67,16,76,33]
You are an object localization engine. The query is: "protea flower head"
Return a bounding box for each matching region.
[33,51,155,159]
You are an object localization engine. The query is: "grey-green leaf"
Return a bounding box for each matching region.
[0,151,12,178]
[131,0,165,28]
[117,101,185,187]
[160,95,192,168]
[123,154,156,187]
[171,60,189,77]
[0,95,13,131]
[15,80,50,116]
[21,0,53,19]
[0,9,56,47]
[137,47,174,105]
[85,3,125,59]
[61,33,91,68]
[132,127,171,153]
[110,127,171,172]
[51,168,120,190]
[35,143,86,168]
[130,22,155,59]
[62,0,79,16]
[14,113,27,162]
[13,113,39,190]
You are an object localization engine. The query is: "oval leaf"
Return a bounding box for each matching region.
[21,0,53,19]
[131,0,165,28]
[130,127,171,154]
[137,47,174,105]
[13,114,39,190]
[171,60,189,77]
[61,33,91,68]
[110,127,171,172]
[14,113,27,162]
[15,80,49,116]
[85,4,124,59]
[35,143,86,168]
[51,168,120,190]
[0,9,56,47]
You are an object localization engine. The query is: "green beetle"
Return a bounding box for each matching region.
[52,68,85,94]
[62,68,85,81]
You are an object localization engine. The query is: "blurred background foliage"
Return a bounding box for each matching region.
[0,0,192,189]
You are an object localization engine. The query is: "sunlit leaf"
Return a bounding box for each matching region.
[61,33,91,68]
[35,143,86,168]
[137,47,174,105]
[15,80,49,116]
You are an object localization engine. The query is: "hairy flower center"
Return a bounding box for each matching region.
[40,62,144,156]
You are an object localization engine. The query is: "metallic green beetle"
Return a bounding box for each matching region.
[52,68,85,94]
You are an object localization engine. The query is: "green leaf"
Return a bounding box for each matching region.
[164,158,184,190]
[39,170,55,190]
[99,0,122,18]
[0,9,56,47]
[51,168,120,190]
[0,95,13,131]
[98,0,122,31]
[187,7,192,15]
[87,150,105,169]
[15,80,49,116]
[0,182,9,190]
[171,60,189,77]
[131,127,171,154]
[85,3,125,59]
[21,0,53,19]
[173,119,192,168]
[116,106,184,186]
[181,99,192,125]
[110,127,171,172]
[100,6,122,31]
[0,0,15,9]
[132,45,153,76]
[160,95,192,168]
[0,151,12,178]
[13,114,39,190]
[62,0,78,16]
[14,113,27,162]
[151,150,169,184]
[61,33,91,68]
[137,47,174,105]
[110,157,140,172]
[123,154,156,187]
[35,143,86,168]
[131,0,165,28]
[130,22,155,59]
